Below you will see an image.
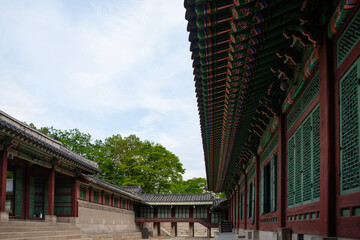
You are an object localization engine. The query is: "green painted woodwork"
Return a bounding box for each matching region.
[105,193,109,205]
[157,206,171,218]
[122,198,126,208]
[337,9,360,66]
[29,177,35,217]
[353,207,360,216]
[93,189,99,202]
[114,197,118,206]
[129,201,132,210]
[247,181,255,222]
[340,57,360,195]
[80,185,86,200]
[140,206,154,218]
[247,165,255,181]
[13,167,23,217]
[270,154,278,212]
[287,105,320,208]
[260,133,278,167]
[175,206,189,218]
[194,206,207,218]
[260,153,278,215]
[287,72,320,132]
[211,211,226,224]
[341,208,350,217]
[54,178,72,215]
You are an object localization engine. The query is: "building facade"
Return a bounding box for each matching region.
[184,0,360,239]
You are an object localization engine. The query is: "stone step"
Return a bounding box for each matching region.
[5,236,93,240]
[0,231,87,239]
[0,226,80,232]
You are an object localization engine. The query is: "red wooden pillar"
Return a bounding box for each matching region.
[244,174,248,230]
[72,179,79,217]
[319,30,336,237]
[47,168,55,215]
[237,186,241,230]
[278,112,287,228]
[255,155,260,230]
[154,206,158,219]
[171,206,175,219]
[0,150,7,212]
[189,205,193,218]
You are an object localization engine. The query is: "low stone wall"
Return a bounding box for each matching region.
[90,232,142,240]
[75,200,139,234]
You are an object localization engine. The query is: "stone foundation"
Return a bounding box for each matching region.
[74,200,139,234]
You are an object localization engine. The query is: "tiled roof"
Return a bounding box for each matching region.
[139,192,216,203]
[211,198,227,211]
[119,185,143,196]
[81,174,143,202]
[0,111,100,174]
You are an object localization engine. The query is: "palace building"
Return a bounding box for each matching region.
[184,0,360,239]
[0,110,227,239]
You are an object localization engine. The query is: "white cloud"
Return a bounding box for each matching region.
[0,0,205,180]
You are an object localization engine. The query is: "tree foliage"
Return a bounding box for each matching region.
[27,124,193,194]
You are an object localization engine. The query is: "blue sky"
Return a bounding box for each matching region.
[0,0,205,180]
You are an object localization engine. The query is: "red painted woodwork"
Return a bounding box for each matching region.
[278,111,287,228]
[154,207,157,219]
[259,211,279,232]
[189,206,193,218]
[255,155,260,230]
[0,150,7,212]
[319,29,336,237]
[237,187,240,230]
[244,174,247,230]
[72,179,79,217]
[47,168,55,215]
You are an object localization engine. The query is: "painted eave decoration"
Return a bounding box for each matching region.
[0,110,100,175]
[184,0,358,193]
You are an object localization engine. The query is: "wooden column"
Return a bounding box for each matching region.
[189,206,193,218]
[0,150,7,212]
[319,30,336,237]
[154,206,158,219]
[244,174,248,229]
[278,112,287,228]
[72,179,79,217]
[171,206,175,219]
[255,155,260,230]
[47,168,55,215]
[237,186,241,230]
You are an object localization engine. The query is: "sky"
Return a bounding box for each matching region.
[0,0,206,180]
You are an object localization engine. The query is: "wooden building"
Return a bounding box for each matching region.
[0,111,142,238]
[184,0,360,239]
[134,188,227,237]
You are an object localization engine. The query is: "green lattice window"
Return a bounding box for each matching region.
[122,198,126,208]
[340,57,360,195]
[13,167,23,217]
[157,206,171,218]
[175,206,189,218]
[194,206,207,218]
[247,181,255,223]
[287,73,320,132]
[260,153,278,215]
[93,189,99,203]
[140,206,154,218]
[260,133,278,167]
[287,105,320,208]
[54,178,72,215]
[129,201,133,210]
[114,197,118,207]
[337,9,360,66]
[211,211,226,224]
[80,185,86,200]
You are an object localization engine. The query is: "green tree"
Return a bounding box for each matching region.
[171,177,207,194]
